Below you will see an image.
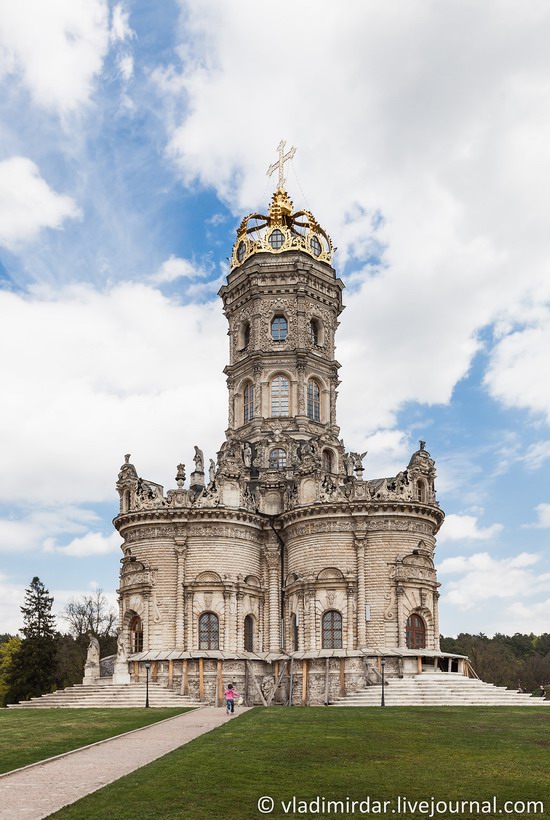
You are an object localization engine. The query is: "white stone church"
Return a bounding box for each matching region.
[112,149,465,705]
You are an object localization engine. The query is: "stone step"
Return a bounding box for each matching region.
[8,682,202,709]
[333,676,549,707]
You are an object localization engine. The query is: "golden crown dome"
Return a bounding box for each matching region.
[230,143,333,270]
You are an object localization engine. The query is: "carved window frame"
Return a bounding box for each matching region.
[198,611,219,650]
[406,613,426,649]
[243,381,254,423]
[322,609,343,649]
[307,379,321,422]
[129,615,143,653]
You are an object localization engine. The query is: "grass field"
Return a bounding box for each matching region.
[48,706,550,820]
[0,708,191,773]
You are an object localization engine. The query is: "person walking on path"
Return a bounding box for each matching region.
[224,683,241,714]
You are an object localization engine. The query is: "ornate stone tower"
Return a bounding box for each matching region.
[113,145,454,704]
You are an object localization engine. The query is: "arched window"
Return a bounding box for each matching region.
[416,480,427,503]
[243,382,254,423]
[307,379,321,422]
[238,320,250,350]
[269,448,287,469]
[309,319,319,345]
[271,375,289,416]
[122,489,130,513]
[271,315,288,341]
[291,613,299,651]
[244,614,254,652]
[129,615,143,653]
[199,612,219,650]
[322,449,333,473]
[322,610,343,649]
[406,614,426,649]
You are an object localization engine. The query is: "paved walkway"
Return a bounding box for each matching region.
[0,706,247,819]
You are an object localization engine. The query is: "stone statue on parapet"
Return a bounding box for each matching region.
[194,446,204,473]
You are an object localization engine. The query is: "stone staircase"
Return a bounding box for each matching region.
[333,673,550,706]
[7,681,202,709]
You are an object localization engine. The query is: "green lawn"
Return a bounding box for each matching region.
[0,708,191,773]
[50,707,550,819]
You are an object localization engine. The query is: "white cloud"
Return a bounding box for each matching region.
[0,0,110,113]
[0,157,81,249]
[44,531,121,557]
[437,513,503,544]
[0,282,227,506]
[485,313,550,424]
[524,503,550,529]
[0,506,100,553]
[110,3,134,43]
[0,575,25,634]
[438,551,550,610]
[150,255,211,285]
[522,441,550,471]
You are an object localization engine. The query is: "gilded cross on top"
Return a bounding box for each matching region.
[266,140,297,190]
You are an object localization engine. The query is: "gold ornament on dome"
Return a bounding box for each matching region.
[230,141,334,270]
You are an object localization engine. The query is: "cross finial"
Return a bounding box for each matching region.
[266,140,297,190]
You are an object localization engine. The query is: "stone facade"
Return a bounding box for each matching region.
[112,182,460,705]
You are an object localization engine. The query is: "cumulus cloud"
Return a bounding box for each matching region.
[0,506,100,553]
[0,282,227,505]
[0,0,110,113]
[0,157,81,249]
[438,551,550,610]
[437,513,503,544]
[524,503,550,529]
[43,531,121,557]
[484,313,550,423]
[150,255,211,285]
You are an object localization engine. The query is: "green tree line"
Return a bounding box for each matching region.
[440,632,550,694]
[0,577,117,706]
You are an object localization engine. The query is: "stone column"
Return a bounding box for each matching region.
[236,589,244,652]
[223,588,232,651]
[253,363,263,419]
[143,592,150,651]
[433,590,440,651]
[396,586,405,648]
[185,590,194,650]
[329,372,339,426]
[297,360,306,417]
[174,541,187,648]
[226,376,235,429]
[346,583,355,650]
[265,549,280,652]
[355,535,367,647]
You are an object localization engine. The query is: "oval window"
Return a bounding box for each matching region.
[269,229,285,250]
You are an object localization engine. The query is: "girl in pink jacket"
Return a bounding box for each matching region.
[224,683,241,714]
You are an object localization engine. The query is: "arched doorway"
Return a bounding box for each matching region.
[406,613,426,649]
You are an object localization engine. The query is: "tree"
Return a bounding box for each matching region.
[6,577,58,704]
[61,588,117,640]
[0,636,21,707]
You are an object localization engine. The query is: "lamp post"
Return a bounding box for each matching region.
[145,662,151,708]
[381,657,386,707]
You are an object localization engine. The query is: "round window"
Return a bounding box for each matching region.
[310,235,322,257]
[268,229,285,250]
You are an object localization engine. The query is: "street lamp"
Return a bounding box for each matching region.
[380,657,386,707]
[145,662,151,708]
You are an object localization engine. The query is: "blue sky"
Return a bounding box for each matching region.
[1,0,549,638]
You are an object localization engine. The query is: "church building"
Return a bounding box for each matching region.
[113,146,463,705]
